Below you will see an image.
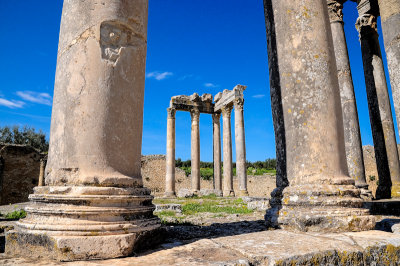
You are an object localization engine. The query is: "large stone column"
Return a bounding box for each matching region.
[190,108,201,193]
[6,0,161,261]
[165,108,176,197]
[377,0,400,196]
[327,0,370,196]
[264,0,375,232]
[356,4,400,198]
[234,98,248,196]
[212,112,222,196]
[222,105,234,197]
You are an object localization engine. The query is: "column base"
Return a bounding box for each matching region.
[265,180,376,232]
[223,190,235,197]
[6,227,164,261]
[391,182,400,198]
[164,191,176,198]
[237,190,249,197]
[5,185,162,261]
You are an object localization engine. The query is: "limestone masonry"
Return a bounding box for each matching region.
[3,0,400,263]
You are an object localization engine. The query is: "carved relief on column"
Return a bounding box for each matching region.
[327,0,345,23]
[190,107,201,193]
[356,14,378,36]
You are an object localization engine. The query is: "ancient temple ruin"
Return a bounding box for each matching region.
[165,85,248,197]
[4,0,400,262]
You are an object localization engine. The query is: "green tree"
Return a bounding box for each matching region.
[0,125,49,153]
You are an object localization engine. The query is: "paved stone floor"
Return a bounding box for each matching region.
[1,202,400,265]
[1,230,400,265]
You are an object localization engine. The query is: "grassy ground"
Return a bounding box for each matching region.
[179,167,276,180]
[153,194,255,225]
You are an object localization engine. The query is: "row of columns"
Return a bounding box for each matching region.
[165,100,247,197]
[327,0,400,199]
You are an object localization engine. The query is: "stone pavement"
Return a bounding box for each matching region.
[1,229,400,265]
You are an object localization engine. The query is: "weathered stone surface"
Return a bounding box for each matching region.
[177,188,195,198]
[154,204,182,213]
[2,230,400,265]
[5,0,161,261]
[377,0,400,197]
[222,105,234,197]
[356,1,400,199]
[165,108,176,197]
[328,0,369,193]
[212,113,222,195]
[264,0,375,232]
[0,144,44,205]
[190,108,201,193]
[170,93,214,114]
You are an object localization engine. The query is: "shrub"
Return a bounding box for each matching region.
[4,209,27,220]
[0,125,49,152]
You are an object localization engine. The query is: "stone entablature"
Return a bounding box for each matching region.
[170,93,214,114]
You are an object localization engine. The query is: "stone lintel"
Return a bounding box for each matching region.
[357,0,380,16]
[170,93,214,114]
[214,85,247,112]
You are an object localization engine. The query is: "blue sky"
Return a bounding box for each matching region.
[0,1,397,162]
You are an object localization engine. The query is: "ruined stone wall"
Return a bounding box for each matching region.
[0,144,43,205]
[141,155,276,197]
[363,144,400,198]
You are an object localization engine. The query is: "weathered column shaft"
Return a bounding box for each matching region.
[38,159,45,186]
[6,0,160,261]
[234,98,248,196]
[263,0,375,232]
[222,106,234,197]
[190,108,200,192]
[213,113,222,196]
[356,12,400,198]
[377,0,400,196]
[328,0,368,190]
[165,108,176,197]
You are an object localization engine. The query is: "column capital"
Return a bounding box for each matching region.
[212,112,221,122]
[356,14,378,36]
[167,107,176,119]
[327,0,346,23]
[221,105,233,118]
[190,107,200,120]
[234,98,245,111]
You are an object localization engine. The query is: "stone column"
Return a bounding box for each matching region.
[212,112,222,196]
[6,0,161,261]
[263,0,375,232]
[356,8,400,198]
[234,98,248,196]
[190,108,200,193]
[377,0,400,196]
[377,0,400,133]
[327,0,370,197]
[222,105,234,197]
[165,108,176,197]
[38,158,45,186]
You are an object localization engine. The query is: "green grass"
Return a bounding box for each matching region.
[181,201,253,215]
[3,209,27,220]
[156,210,176,217]
[179,167,276,178]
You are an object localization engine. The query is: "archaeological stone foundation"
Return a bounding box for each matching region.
[4,0,400,262]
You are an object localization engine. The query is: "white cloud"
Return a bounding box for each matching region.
[252,94,266,99]
[146,71,173,81]
[204,83,218,88]
[0,98,25,108]
[16,91,52,106]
